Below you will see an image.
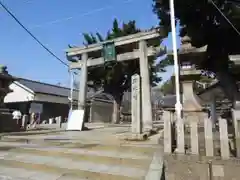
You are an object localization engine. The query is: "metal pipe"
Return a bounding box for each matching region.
[169,0,184,152]
[169,0,182,122]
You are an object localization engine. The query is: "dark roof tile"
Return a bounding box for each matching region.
[17,78,76,97]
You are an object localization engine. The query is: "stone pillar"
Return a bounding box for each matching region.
[231,109,240,157]
[190,119,199,155]
[78,53,88,110]
[49,118,53,124]
[55,117,58,123]
[30,113,35,125]
[89,105,93,123]
[210,96,217,127]
[139,40,153,132]
[57,116,62,128]
[170,111,176,123]
[163,111,172,154]
[131,74,141,134]
[204,117,214,157]
[21,114,28,130]
[219,117,230,160]
[112,100,120,124]
[176,116,185,154]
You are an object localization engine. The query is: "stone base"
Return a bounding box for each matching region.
[117,133,148,141]
[164,154,240,180]
[117,129,158,141]
[0,109,21,133]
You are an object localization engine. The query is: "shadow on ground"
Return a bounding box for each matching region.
[0,146,17,151]
[161,164,165,180]
[0,129,65,137]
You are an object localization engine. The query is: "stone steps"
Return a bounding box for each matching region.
[0,138,159,155]
[0,140,156,180]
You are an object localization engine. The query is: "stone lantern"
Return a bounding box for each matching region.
[0,65,19,132]
[178,36,208,125]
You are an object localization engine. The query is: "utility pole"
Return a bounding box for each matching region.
[169,0,184,153]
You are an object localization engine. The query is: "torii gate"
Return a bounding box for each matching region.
[66,29,165,132]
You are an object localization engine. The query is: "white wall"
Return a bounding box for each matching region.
[4,83,34,103]
[4,82,70,105]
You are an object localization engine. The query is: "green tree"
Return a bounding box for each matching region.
[153,0,240,102]
[160,77,175,95]
[161,74,215,95]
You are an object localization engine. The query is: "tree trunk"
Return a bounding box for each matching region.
[112,94,121,124]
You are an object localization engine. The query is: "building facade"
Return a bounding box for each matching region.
[4,78,78,121]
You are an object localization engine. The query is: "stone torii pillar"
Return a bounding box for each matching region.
[78,53,88,110]
[139,40,153,132]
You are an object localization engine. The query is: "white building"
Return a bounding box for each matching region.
[4,78,78,121]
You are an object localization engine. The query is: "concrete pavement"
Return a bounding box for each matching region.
[0,123,164,180]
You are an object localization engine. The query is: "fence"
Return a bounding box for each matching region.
[163,112,232,158]
[163,110,240,180]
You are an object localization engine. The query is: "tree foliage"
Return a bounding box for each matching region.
[153,0,240,70]
[82,18,172,102]
[153,0,240,100]
[161,74,215,95]
[160,78,175,95]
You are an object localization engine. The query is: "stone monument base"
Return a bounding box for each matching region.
[0,109,21,132]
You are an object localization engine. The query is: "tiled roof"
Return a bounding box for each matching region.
[17,78,77,98]
[16,78,99,100]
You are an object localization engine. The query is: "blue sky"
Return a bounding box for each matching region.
[0,0,180,87]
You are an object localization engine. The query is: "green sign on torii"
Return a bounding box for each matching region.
[102,41,116,62]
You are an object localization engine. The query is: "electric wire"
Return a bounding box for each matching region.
[0,0,69,67]
[209,0,240,36]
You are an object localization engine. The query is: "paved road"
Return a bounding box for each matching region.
[0,124,164,180]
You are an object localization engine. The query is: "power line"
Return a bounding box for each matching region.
[30,6,111,29]
[0,0,69,67]
[29,0,136,29]
[209,0,240,36]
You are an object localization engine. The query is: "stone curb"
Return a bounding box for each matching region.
[145,151,164,180]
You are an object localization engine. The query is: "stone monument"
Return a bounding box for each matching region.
[0,65,19,132]
[131,74,141,134]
